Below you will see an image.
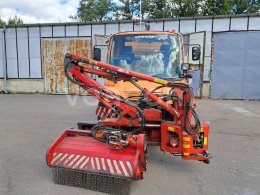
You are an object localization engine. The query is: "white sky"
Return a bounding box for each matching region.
[0,0,80,23]
[0,0,124,24]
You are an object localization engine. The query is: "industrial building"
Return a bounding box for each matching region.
[1,14,260,99]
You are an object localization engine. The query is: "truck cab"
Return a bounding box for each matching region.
[94,31,200,98]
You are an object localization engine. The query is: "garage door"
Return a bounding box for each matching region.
[211,31,260,99]
[41,38,91,94]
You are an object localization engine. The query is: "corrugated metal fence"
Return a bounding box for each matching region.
[1,14,260,97]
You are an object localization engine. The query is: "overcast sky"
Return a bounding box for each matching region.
[0,0,81,23]
[0,0,124,24]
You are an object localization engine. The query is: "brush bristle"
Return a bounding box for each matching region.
[52,167,131,195]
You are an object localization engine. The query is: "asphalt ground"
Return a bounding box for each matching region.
[0,94,259,195]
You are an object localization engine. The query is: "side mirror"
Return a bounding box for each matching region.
[192,46,201,61]
[93,48,101,61]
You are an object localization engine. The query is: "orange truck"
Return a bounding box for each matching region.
[93,30,201,98]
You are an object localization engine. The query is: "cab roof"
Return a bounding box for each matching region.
[113,31,177,36]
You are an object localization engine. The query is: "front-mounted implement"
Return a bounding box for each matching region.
[46,128,146,194]
[46,53,210,194]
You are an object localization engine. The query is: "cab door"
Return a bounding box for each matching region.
[94,34,109,62]
[183,31,205,98]
[94,34,109,84]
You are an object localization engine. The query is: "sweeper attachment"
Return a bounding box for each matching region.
[46,53,210,194]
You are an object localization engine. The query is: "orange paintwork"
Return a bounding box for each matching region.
[105,79,187,98]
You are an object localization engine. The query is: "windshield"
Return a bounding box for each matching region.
[109,34,183,78]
